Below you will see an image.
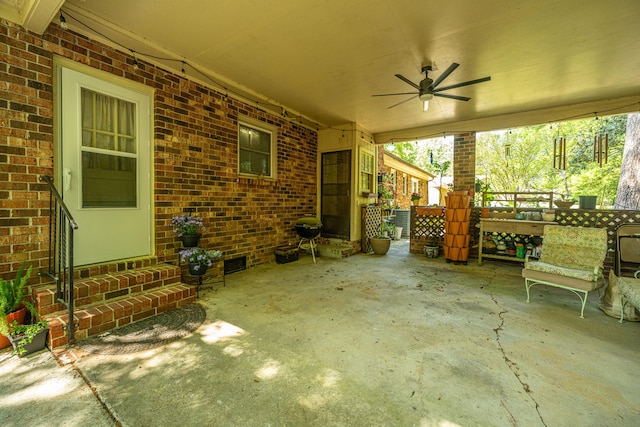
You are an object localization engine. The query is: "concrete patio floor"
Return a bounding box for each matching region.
[1,240,639,426]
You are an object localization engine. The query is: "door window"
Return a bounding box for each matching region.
[81,89,137,208]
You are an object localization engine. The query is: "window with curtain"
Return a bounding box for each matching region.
[81,88,137,208]
[238,119,275,178]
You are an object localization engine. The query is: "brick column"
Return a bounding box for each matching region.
[453,132,476,191]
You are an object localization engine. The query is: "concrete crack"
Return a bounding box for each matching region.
[487,281,548,427]
[72,360,123,426]
[52,349,122,427]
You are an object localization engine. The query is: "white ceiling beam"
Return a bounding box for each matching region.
[4,0,67,34]
[373,95,640,144]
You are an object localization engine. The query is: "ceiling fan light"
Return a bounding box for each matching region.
[423,101,429,111]
[419,92,433,101]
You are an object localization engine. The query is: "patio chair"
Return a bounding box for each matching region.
[522,225,608,318]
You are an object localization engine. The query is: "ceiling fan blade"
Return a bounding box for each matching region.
[372,92,418,97]
[430,63,459,89]
[394,74,421,90]
[387,95,418,109]
[434,93,471,102]
[434,76,491,92]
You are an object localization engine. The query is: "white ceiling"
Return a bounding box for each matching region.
[7,0,640,143]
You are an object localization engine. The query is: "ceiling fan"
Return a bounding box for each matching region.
[372,63,491,110]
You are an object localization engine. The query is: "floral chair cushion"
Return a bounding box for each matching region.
[538,226,608,271]
[524,261,596,282]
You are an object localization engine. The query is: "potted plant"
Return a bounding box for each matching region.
[179,248,223,276]
[8,319,48,357]
[386,223,396,238]
[1,262,37,350]
[423,236,440,258]
[369,223,392,255]
[554,195,576,209]
[171,213,206,247]
[410,192,422,206]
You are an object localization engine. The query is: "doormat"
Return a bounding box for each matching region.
[78,303,206,355]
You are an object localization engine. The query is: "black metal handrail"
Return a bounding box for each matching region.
[39,175,78,344]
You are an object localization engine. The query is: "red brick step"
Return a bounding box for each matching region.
[34,264,196,349]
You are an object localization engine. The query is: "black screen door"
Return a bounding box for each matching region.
[321,150,351,239]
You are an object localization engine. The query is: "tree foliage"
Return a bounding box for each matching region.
[386,115,629,209]
[476,115,627,206]
[385,137,454,178]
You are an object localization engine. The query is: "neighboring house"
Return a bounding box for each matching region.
[428,176,453,206]
[378,150,434,209]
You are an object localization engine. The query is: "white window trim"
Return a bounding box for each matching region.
[411,178,419,194]
[238,116,277,179]
[359,149,374,193]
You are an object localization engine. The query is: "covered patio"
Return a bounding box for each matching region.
[2,242,638,426]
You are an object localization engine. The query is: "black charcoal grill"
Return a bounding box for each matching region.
[295,217,322,263]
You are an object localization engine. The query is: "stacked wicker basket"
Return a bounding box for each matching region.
[444,190,472,264]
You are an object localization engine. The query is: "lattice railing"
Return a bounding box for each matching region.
[361,205,382,254]
[410,207,445,253]
[409,206,640,271]
[553,209,639,271]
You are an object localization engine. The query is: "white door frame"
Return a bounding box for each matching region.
[55,57,154,266]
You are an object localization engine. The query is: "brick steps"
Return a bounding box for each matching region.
[34,264,196,349]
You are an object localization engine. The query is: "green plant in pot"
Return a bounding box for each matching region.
[369,223,392,255]
[171,213,206,247]
[179,248,223,276]
[411,192,422,205]
[1,262,37,349]
[9,319,49,356]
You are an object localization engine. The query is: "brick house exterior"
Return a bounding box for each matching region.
[378,149,434,209]
[0,19,318,281]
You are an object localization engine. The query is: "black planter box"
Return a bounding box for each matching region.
[275,245,299,264]
[9,329,48,357]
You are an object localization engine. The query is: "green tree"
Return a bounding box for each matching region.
[385,137,453,175]
[385,142,418,164]
[477,115,626,206]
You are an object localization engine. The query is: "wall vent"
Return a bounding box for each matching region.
[224,256,247,275]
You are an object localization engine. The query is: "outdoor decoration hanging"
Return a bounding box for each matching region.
[553,136,566,170]
[593,133,609,167]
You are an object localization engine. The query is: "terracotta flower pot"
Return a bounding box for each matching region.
[454,209,471,222]
[0,306,27,350]
[444,209,456,222]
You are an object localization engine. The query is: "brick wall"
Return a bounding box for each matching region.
[453,132,476,192]
[0,19,317,279]
[377,149,428,209]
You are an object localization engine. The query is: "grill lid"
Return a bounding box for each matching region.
[296,217,322,229]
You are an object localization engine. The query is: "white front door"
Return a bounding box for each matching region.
[59,66,152,266]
